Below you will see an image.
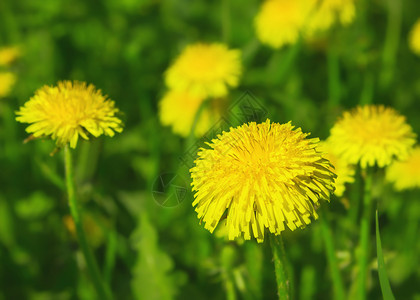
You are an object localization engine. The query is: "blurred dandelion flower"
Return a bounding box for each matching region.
[0,46,20,66]
[165,43,241,98]
[409,19,420,55]
[386,147,420,191]
[16,80,123,149]
[307,0,356,33]
[159,90,223,137]
[329,105,416,168]
[254,0,314,49]
[318,141,355,197]
[190,119,336,242]
[0,71,17,97]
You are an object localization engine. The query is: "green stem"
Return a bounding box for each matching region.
[269,235,290,300]
[359,72,374,105]
[380,0,402,90]
[327,49,341,109]
[268,39,301,86]
[221,0,230,44]
[320,208,345,300]
[104,230,117,285]
[221,245,237,300]
[357,170,374,300]
[64,145,112,300]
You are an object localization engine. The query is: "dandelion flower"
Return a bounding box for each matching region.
[386,147,420,191]
[318,141,354,197]
[165,43,241,98]
[329,105,416,168]
[254,0,314,49]
[409,19,420,56]
[190,119,336,242]
[0,71,16,97]
[0,46,20,66]
[16,80,123,149]
[307,0,356,33]
[159,90,223,137]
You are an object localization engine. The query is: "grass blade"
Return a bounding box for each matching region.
[375,210,395,300]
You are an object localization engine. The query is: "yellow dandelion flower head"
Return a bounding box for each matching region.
[307,0,356,33]
[0,46,20,66]
[386,147,420,191]
[159,90,223,137]
[165,43,241,98]
[16,80,123,149]
[318,140,355,197]
[409,19,420,56]
[254,0,314,49]
[0,71,17,97]
[190,119,336,242]
[329,105,416,168]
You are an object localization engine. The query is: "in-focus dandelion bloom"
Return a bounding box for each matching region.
[16,81,123,148]
[190,119,336,242]
[329,105,416,168]
[319,141,354,197]
[307,0,356,34]
[254,0,314,49]
[409,19,420,56]
[0,46,20,66]
[159,90,223,137]
[165,43,241,98]
[386,147,420,191]
[0,71,16,97]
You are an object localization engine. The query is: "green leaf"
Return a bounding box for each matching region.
[130,212,184,300]
[376,210,395,300]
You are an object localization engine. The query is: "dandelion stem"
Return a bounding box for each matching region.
[221,245,237,300]
[380,0,402,90]
[64,145,112,300]
[270,235,290,300]
[357,170,374,300]
[320,207,345,300]
[327,48,341,109]
[269,39,301,86]
[221,0,230,43]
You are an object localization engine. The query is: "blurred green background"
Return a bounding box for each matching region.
[0,0,420,299]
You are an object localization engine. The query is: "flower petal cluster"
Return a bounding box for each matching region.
[190,119,336,242]
[307,0,356,34]
[160,43,241,137]
[254,0,313,49]
[409,19,420,55]
[159,90,223,137]
[0,46,20,66]
[16,81,123,148]
[0,72,16,97]
[165,43,241,98]
[254,0,356,49]
[386,147,420,191]
[328,105,416,168]
[318,141,354,197]
[0,46,20,97]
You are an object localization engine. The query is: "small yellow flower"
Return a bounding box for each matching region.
[16,81,123,149]
[254,0,314,49]
[190,119,336,242]
[165,43,241,98]
[329,105,416,168]
[0,46,20,66]
[307,0,356,33]
[159,90,223,137]
[386,147,420,191]
[0,71,16,97]
[409,19,420,56]
[318,141,355,197]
